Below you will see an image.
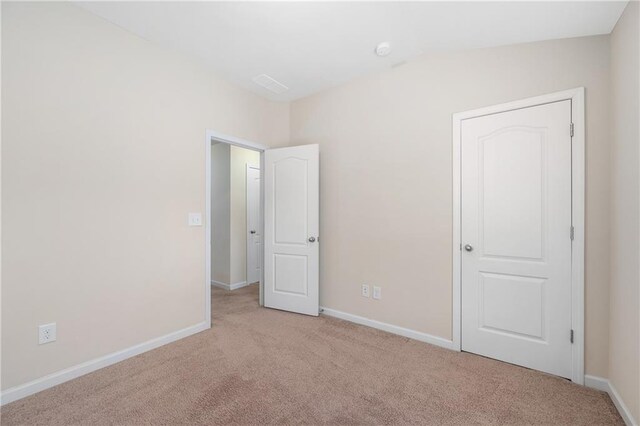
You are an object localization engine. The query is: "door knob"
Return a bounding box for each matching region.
[308,237,316,243]
[250,230,256,234]
[464,244,473,252]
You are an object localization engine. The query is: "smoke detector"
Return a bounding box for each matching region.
[252,74,289,94]
[375,42,392,57]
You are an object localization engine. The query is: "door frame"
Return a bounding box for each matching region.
[246,163,261,286]
[451,87,585,384]
[205,129,267,328]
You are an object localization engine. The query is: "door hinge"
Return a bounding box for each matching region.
[570,123,575,137]
[570,226,575,241]
[570,329,574,344]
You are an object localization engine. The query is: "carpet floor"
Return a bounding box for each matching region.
[1,285,622,425]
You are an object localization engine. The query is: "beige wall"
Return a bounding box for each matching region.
[288,35,612,377]
[230,146,260,284]
[609,1,640,422]
[211,143,231,284]
[1,2,289,390]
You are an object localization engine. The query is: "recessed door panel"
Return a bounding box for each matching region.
[274,254,308,296]
[479,272,545,340]
[274,158,308,245]
[480,128,544,260]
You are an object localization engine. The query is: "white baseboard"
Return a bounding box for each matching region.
[211,280,231,290]
[230,281,249,290]
[211,280,249,291]
[320,307,457,351]
[0,321,209,406]
[585,375,637,426]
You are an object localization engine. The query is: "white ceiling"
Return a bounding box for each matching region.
[77,1,628,102]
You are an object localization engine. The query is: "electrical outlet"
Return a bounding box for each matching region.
[361,284,370,298]
[373,286,382,300]
[38,323,56,345]
[188,213,203,227]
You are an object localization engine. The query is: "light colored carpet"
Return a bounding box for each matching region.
[1,285,622,425]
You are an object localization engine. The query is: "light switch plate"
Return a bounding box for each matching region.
[188,213,203,227]
[373,286,382,300]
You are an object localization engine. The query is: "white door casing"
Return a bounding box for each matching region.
[458,98,577,379]
[264,144,320,316]
[246,165,261,285]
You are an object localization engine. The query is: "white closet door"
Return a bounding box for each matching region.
[461,100,573,378]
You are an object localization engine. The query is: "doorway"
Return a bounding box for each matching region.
[210,142,261,292]
[205,131,321,325]
[452,88,585,384]
[206,131,267,324]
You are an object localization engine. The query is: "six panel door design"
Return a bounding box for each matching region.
[461,100,573,378]
[264,144,319,316]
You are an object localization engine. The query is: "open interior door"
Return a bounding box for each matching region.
[264,144,319,316]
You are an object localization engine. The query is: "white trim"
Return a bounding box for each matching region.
[205,133,212,328]
[452,107,462,352]
[210,280,251,291]
[569,88,586,385]
[320,307,457,351]
[259,149,265,307]
[451,88,586,384]
[211,280,230,290]
[205,129,267,320]
[0,321,208,406]
[230,281,250,290]
[207,129,268,152]
[585,375,638,426]
[585,375,611,393]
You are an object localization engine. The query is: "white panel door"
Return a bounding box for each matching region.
[461,100,573,378]
[246,165,261,285]
[264,144,319,316]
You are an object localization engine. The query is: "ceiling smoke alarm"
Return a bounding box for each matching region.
[375,42,392,57]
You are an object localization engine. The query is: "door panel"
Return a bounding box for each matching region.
[264,144,319,316]
[246,166,261,284]
[479,272,545,339]
[481,129,544,260]
[461,100,572,378]
[274,254,308,295]
[274,158,308,245]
